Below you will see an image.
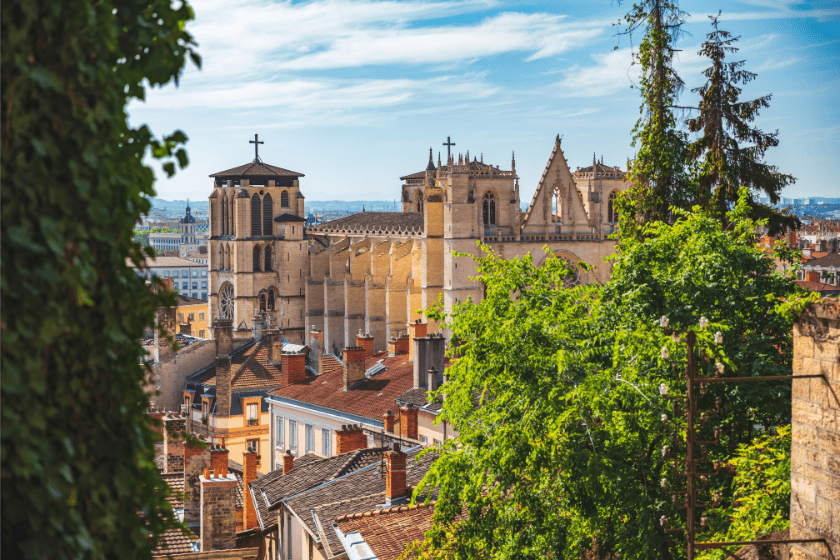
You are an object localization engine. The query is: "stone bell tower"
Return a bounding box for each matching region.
[207,134,309,343]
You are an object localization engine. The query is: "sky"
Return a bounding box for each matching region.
[127,0,840,204]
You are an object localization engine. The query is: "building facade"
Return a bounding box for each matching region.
[207,136,629,351]
[132,255,210,300]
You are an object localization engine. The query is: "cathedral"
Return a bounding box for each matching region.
[207,135,628,351]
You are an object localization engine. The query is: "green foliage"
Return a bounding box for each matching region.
[603,188,809,448]
[1,0,199,558]
[134,229,151,247]
[698,426,792,560]
[616,0,696,235]
[410,193,808,559]
[686,14,799,235]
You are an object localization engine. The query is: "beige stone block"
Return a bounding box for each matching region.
[793,377,811,401]
[792,472,817,504]
[813,335,840,361]
[805,464,833,487]
[794,422,820,449]
[801,358,832,381]
[794,333,815,358]
[816,496,833,522]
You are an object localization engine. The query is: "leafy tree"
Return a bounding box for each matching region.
[135,229,152,247]
[410,190,812,559]
[685,14,799,235]
[1,1,199,558]
[602,188,812,451]
[616,0,695,233]
[698,426,792,560]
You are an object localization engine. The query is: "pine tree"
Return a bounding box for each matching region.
[686,14,799,235]
[617,0,695,235]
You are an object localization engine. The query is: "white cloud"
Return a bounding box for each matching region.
[551,48,638,98]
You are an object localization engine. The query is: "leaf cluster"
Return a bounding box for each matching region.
[2,0,199,558]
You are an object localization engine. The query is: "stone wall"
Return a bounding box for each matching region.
[790,299,840,559]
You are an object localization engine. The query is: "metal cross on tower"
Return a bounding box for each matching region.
[250,134,264,163]
[443,136,456,159]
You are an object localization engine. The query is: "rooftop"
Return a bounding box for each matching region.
[806,253,840,268]
[210,161,304,180]
[249,449,386,532]
[268,352,416,425]
[335,502,440,560]
[128,255,205,268]
[306,212,424,237]
[187,340,284,392]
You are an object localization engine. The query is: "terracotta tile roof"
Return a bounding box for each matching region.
[160,473,186,509]
[153,527,198,556]
[320,354,342,373]
[268,353,416,424]
[315,494,389,557]
[188,340,284,391]
[249,449,386,532]
[306,212,424,236]
[795,280,840,293]
[210,161,304,179]
[334,501,439,560]
[284,448,433,549]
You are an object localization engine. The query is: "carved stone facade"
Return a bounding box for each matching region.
[208,136,629,351]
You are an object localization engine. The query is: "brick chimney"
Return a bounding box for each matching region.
[200,471,237,551]
[356,330,374,359]
[215,355,232,417]
[395,334,409,355]
[162,413,186,474]
[209,444,229,478]
[266,329,285,365]
[243,450,260,530]
[310,326,323,374]
[213,317,233,357]
[399,406,418,440]
[343,346,366,391]
[384,443,407,507]
[336,424,367,454]
[281,352,307,385]
[184,438,211,528]
[282,449,294,474]
[407,320,427,363]
[383,410,395,433]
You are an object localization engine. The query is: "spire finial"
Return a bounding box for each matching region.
[511,151,516,174]
[426,147,435,171]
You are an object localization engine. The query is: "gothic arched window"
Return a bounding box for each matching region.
[280,190,289,208]
[483,191,496,225]
[263,193,273,236]
[222,197,228,236]
[607,191,617,223]
[264,245,272,271]
[251,194,262,236]
[268,290,276,311]
[253,245,262,272]
[416,190,424,213]
[259,293,267,312]
[219,283,234,319]
[218,244,224,270]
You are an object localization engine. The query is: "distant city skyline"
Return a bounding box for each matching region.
[128,0,840,202]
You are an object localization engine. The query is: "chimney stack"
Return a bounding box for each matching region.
[407,320,427,363]
[427,367,438,392]
[162,413,187,474]
[383,410,395,434]
[384,443,407,507]
[413,333,445,390]
[343,347,366,391]
[213,317,233,357]
[336,424,367,454]
[243,450,260,530]
[209,444,229,478]
[200,470,237,551]
[179,322,192,336]
[356,330,374,359]
[310,326,323,374]
[266,329,285,364]
[399,406,418,440]
[184,438,211,528]
[282,449,294,474]
[215,355,232,417]
[281,352,307,385]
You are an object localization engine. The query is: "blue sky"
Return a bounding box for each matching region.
[128,0,840,203]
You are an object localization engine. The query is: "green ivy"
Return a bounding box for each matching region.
[1,1,199,558]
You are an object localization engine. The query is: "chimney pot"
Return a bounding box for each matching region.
[282,449,294,474]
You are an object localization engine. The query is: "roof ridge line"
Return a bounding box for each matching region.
[334,499,437,523]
